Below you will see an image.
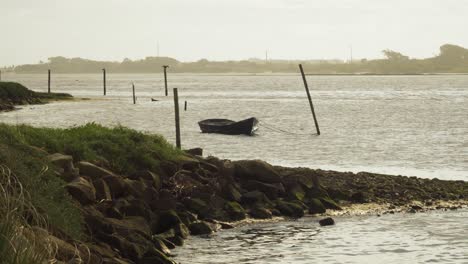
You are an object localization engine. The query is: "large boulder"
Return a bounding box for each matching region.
[224,201,246,221]
[241,191,271,205]
[102,175,127,198]
[66,177,96,205]
[319,197,342,210]
[185,148,203,156]
[151,189,177,211]
[77,161,115,180]
[188,221,214,235]
[222,184,242,202]
[243,180,285,199]
[276,200,304,218]
[156,210,182,233]
[285,182,306,201]
[98,233,147,261]
[307,198,326,214]
[183,197,210,219]
[233,160,282,183]
[129,170,161,190]
[249,207,273,219]
[48,153,78,181]
[178,155,201,171]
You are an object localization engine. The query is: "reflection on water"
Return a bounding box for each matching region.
[173,209,468,264]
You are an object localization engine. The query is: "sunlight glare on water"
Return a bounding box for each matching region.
[1,73,466,181]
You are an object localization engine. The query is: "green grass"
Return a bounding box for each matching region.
[0,81,71,105]
[0,122,182,242]
[0,123,182,175]
[0,136,83,239]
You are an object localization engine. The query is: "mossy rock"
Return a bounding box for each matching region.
[224,184,242,202]
[306,187,330,199]
[241,190,272,207]
[188,221,214,235]
[183,197,210,219]
[287,183,306,201]
[249,207,273,219]
[307,198,326,214]
[224,201,246,221]
[319,197,342,210]
[276,200,304,218]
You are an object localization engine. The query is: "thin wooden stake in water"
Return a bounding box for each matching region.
[163,65,169,96]
[102,68,107,95]
[132,82,136,104]
[48,69,51,93]
[299,64,320,135]
[184,100,187,111]
[173,88,181,149]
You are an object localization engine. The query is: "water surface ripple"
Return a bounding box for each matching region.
[173,210,468,264]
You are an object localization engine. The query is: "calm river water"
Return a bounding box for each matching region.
[1,73,467,263]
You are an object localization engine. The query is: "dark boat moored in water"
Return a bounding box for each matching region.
[198,117,258,135]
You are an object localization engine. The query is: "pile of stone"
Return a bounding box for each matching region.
[45,152,341,263]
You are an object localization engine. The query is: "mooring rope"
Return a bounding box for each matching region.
[258,121,315,136]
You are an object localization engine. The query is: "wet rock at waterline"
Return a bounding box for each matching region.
[319,217,335,226]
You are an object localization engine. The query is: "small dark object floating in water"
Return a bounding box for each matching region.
[198,117,258,135]
[151,98,159,102]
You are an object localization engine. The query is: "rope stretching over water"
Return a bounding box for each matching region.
[258,121,315,136]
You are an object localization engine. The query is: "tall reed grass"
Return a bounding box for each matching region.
[0,165,53,264]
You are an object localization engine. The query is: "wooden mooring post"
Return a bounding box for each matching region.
[299,64,320,135]
[173,88,181,149]
[163,65,169,96]
[102,68,107,95]
[132,82,136,104]
[48,69,51,93]
[184,100,187,111]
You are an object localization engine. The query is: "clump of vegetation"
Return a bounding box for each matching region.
[0,82,72,111]
[0,165,54,264]
[0,122,182,176]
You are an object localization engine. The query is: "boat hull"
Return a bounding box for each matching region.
[198,117,258,135]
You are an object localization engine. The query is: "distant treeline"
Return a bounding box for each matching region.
[7,44,468,74]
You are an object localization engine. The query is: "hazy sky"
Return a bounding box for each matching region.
[2,0,468,66]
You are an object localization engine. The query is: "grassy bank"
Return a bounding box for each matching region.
[0,82,72,111]
[0,123,182,262]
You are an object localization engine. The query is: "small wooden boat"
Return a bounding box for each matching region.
[198,117,258,135]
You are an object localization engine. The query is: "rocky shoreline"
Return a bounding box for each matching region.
[37,149,467,264]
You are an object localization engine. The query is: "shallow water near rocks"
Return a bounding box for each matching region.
[1,73,467,263]
[173,209,468,264]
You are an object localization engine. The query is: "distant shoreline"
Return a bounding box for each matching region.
[2,72,468,76]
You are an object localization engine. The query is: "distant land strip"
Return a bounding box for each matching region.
[2,44,468,75]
